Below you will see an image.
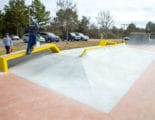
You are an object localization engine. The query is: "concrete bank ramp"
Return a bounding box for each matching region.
[10,45,155,112]
[128,33,150,45]
[128,33,155,45]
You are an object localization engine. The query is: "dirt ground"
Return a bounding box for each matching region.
[57,41,99,50]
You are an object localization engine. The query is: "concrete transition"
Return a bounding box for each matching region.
[10,44,155,113]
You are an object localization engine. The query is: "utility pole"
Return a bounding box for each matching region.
[121,24,129,30]
[28,5,33,26]
[121,24,129,37]
[29,7,31,26]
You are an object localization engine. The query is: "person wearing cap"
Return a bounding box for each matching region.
[3,33,13,54]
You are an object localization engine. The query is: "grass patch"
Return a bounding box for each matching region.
[57,41,99,50]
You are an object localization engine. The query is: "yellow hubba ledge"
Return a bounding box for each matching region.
[80,39,117,57]
[0,44,61,72]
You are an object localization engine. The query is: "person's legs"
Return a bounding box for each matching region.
[26,35,33,55]
[26,34,36,55]
[30,35,36,51]
[5,46,10,54]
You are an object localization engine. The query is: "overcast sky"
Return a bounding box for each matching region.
[1,0,155,28]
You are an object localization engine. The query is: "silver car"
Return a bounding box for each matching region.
[22,34,45,43]
[78,33,89,41]
[11,35,20,40]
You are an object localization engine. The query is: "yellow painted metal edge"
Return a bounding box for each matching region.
[0,57,8,72]
[99,39,117,46]
[80,46,103,57]
[0,44,61,72]
[32,44,61,54]
[80,40,118,57]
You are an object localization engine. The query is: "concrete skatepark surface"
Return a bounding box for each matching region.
[9,44,155,112]
[0,41,155,119]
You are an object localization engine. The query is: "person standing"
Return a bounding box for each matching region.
[3,33,13,54]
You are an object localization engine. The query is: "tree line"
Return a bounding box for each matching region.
[0,0,155,39]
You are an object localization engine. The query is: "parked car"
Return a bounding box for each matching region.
[40,32,60,42]
[78,33,89,41]
[123,36,130,41]
[61,32,81,41]
[22,34,45,43]
[11,35,20,40]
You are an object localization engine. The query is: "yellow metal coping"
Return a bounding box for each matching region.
[0,44,61,72]
[99,39,117,46]
[80,39,118,57]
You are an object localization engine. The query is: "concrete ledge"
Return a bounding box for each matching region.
[0,44,61,72]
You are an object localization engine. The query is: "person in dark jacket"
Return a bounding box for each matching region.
[3,33,13,54]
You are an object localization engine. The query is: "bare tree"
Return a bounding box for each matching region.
[96,11,113,30]
[56,0,76,10]
[96,11,114,38]
[88,23,100,39]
